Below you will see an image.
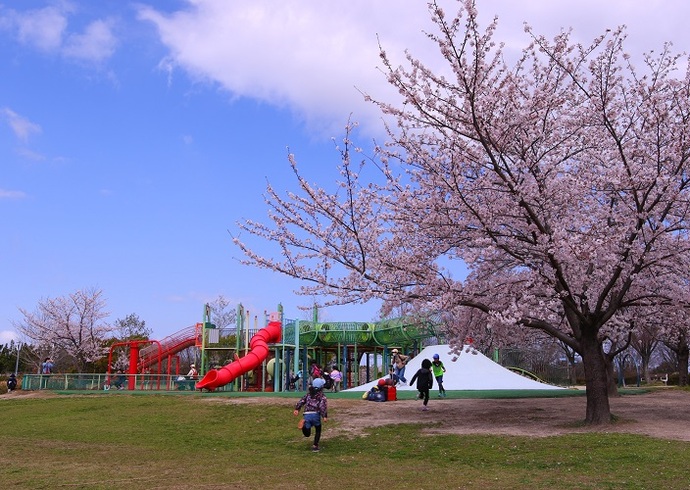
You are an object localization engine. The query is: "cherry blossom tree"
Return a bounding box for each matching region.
[207,295,237,330]
[235,1,690,424]
[14,288,114,372]
[557,341,582,386]
[627,309,663,384]
[656,304,690,386]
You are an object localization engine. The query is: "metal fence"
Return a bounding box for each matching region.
[495,347,576,387]
[19,373,231,392]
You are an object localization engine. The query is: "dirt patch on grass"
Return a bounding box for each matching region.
[331,389,690,441]
[0,390,57,400]
[200,389,690,441]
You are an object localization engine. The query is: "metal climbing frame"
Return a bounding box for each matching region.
[280,314,442,390]
[282,317,439,348]
[197,303,444,392]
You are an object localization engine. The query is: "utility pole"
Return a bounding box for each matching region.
[14,342,21,375]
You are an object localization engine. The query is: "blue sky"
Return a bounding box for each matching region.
[2,1,689,343]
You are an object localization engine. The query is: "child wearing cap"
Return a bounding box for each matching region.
[431,353,447,398]
[293,377,328,451]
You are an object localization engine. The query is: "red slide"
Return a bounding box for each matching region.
[196,316,282,391]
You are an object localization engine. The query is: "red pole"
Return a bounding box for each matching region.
[107,349,114,386]
[128,343,140,390]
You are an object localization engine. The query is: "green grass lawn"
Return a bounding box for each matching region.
[2,392,688,489]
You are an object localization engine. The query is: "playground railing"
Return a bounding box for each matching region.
[18,373,231,392]
[139,325,198,360]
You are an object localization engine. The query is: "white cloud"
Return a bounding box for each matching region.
[63,19,117,62]
[0,189,27,200]
[14,5,68,52]
[1,4,117,63]
[0,329,19,344]
[475,0,688,64]
[1,107,42,143]
[15,147,47,161]
[136,1,418,136]
[136,1,690,138]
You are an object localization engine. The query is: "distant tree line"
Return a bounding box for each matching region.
[7,288,235,375]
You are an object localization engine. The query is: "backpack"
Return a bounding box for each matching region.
[367,390,386,402]
[323,373,333,390]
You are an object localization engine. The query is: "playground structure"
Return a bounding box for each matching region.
[95,303,444,393]
[139,304,445,393]
[279,309,443,392]
[101,323,203,391]
[21,303,561,393]
[190,307,562,392]
[196,311,282,390]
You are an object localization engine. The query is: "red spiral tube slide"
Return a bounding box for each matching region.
[195,318,282,391]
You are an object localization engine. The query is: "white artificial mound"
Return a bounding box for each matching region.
[345,344,565,392]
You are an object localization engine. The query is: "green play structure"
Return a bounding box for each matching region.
[198,304,445,392]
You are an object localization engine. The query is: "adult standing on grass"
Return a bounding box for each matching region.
[410,359,434,411]
[40,357,54,389]
[390,349,409,385]
[293,377,328,452]
[113,370,126,390]
[41,357,54,374]
[431,354,447,398]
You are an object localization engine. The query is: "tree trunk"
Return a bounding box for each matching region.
[678,345,689,387]
[642,359,650,385]
[579,334,612,424]
[604,353,619,396]
[569,359,578,386]
[561,343,580,386]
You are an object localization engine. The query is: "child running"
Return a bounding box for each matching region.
[410,358,434,411]
[431,353,447,397]
[293,377,328,451]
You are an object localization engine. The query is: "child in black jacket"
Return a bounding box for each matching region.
[7,373,17,392]
[410,358,434,410]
